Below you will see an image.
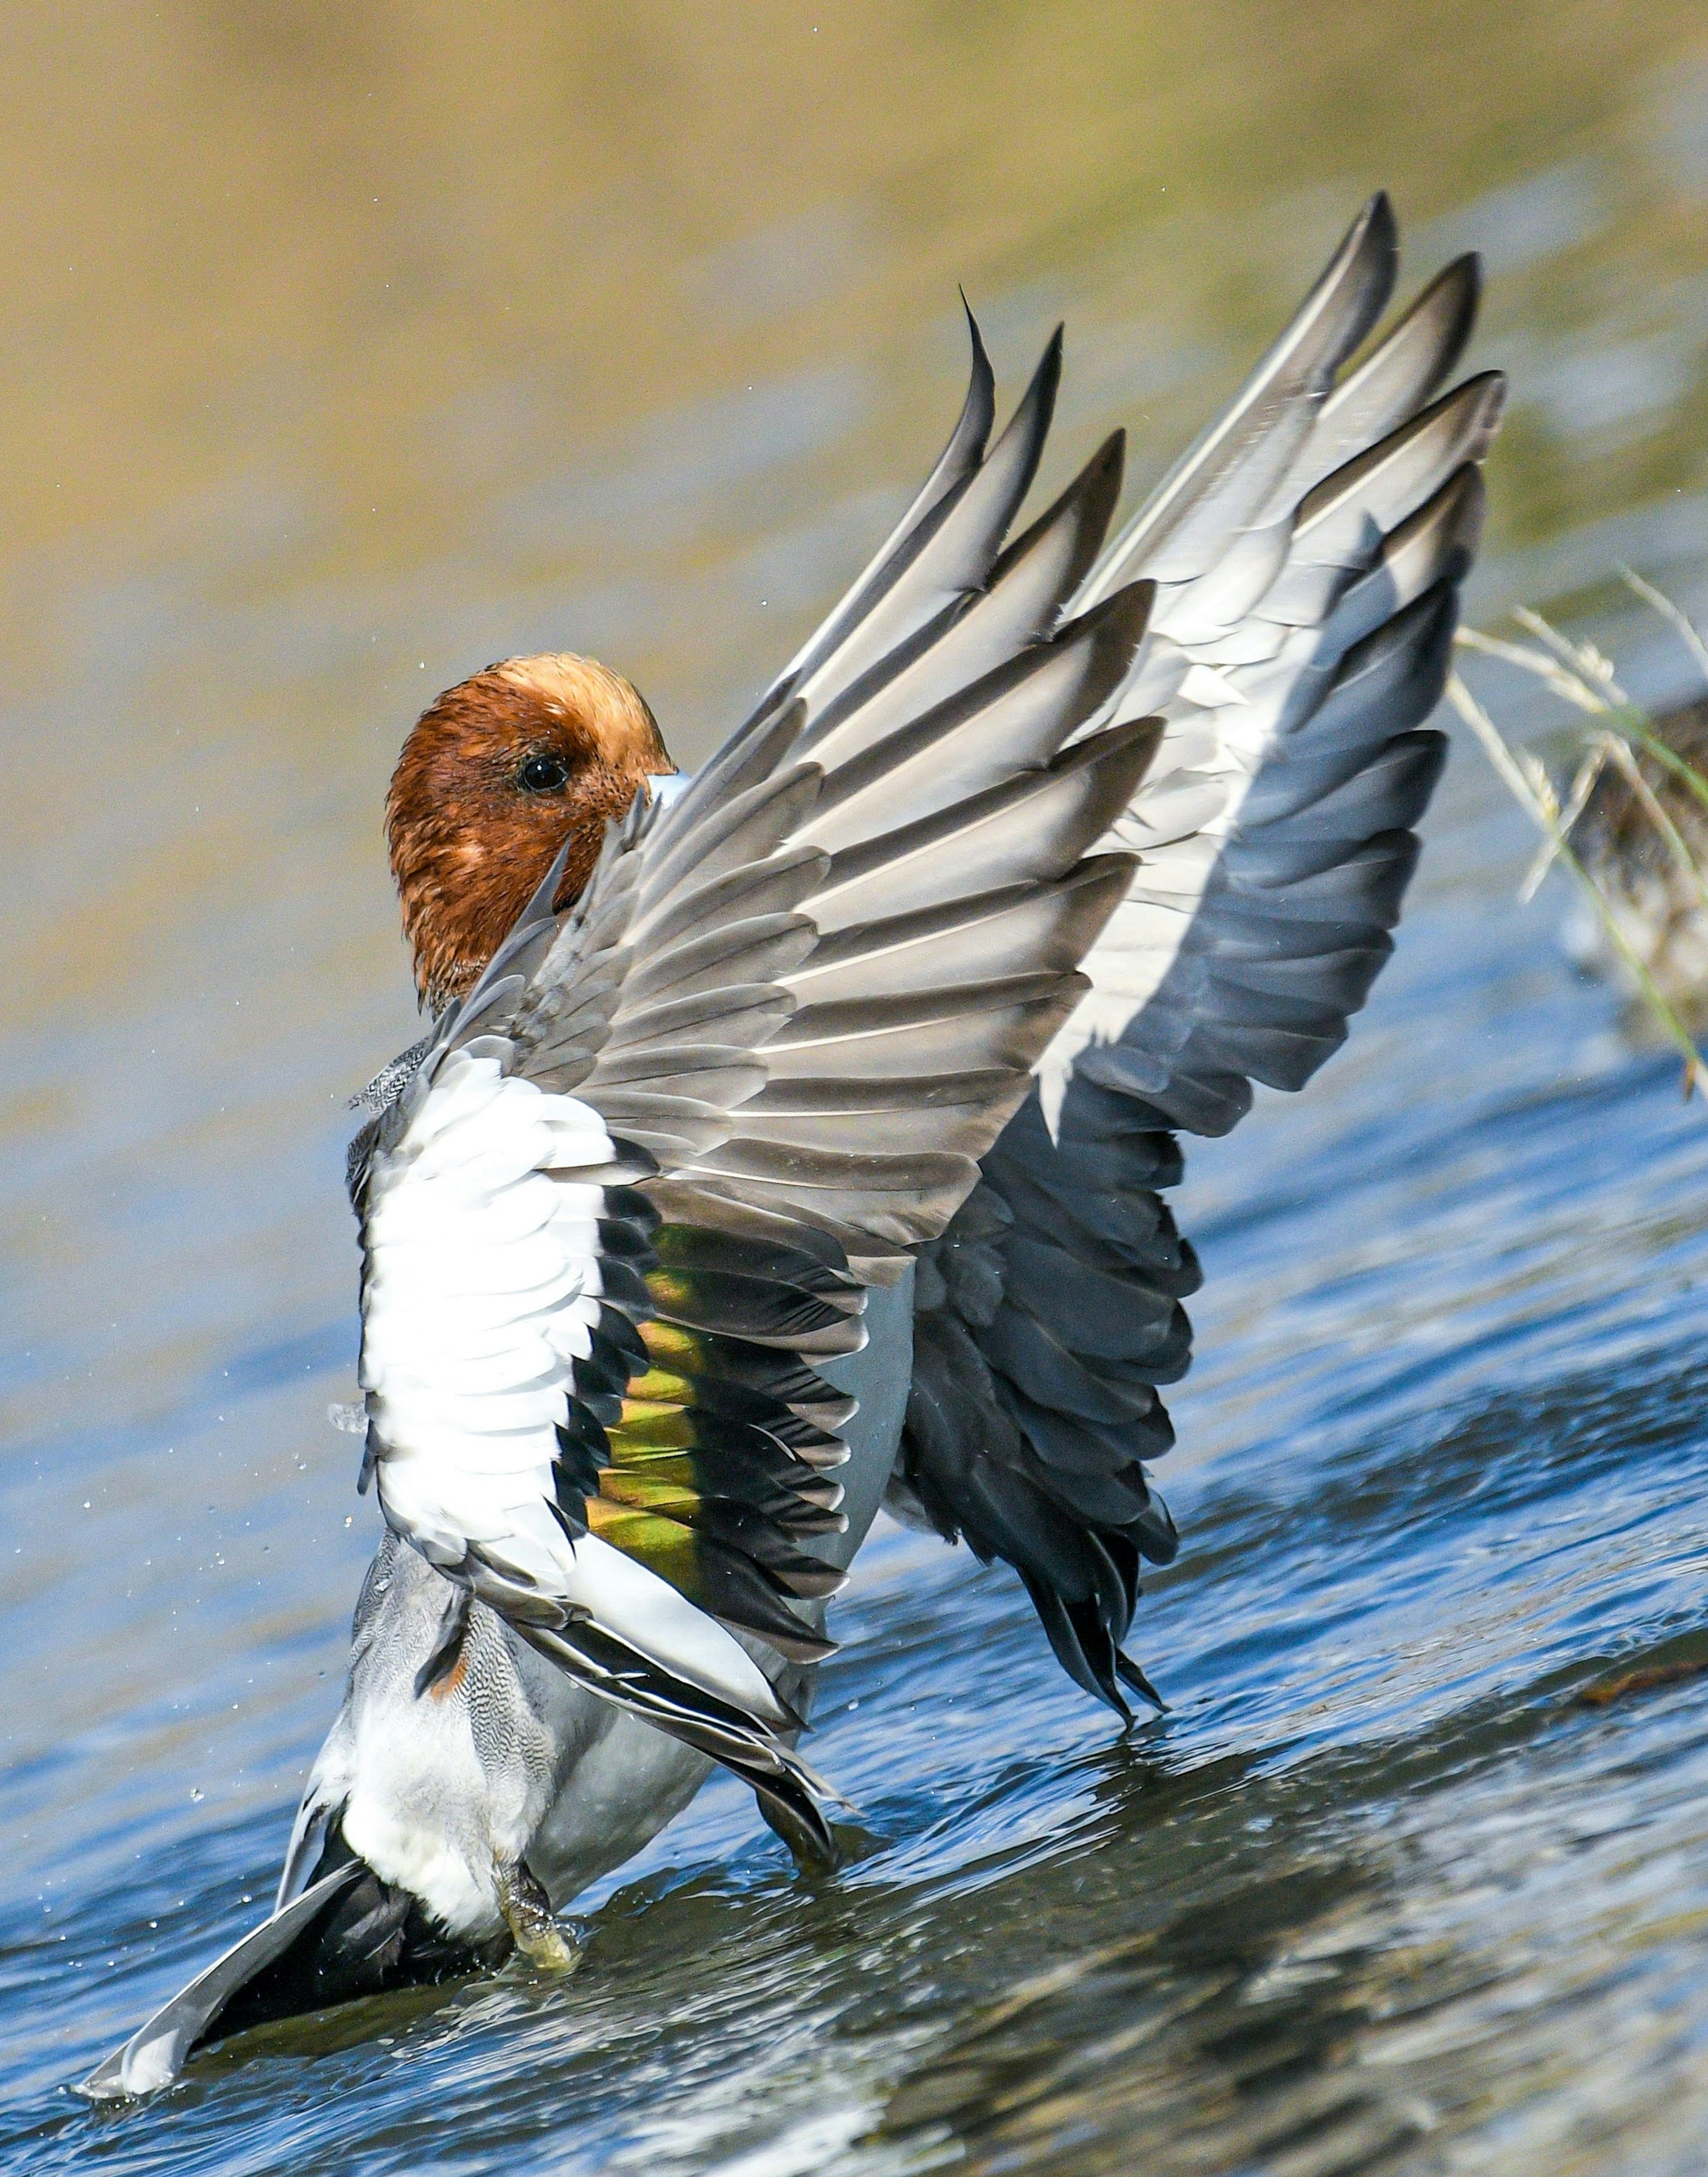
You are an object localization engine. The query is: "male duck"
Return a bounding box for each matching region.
[85,194,1501,2097]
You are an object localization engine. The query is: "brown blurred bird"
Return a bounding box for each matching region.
[1568,695,1708,1031]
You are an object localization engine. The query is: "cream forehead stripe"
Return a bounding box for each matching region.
[357,1047,785,1725]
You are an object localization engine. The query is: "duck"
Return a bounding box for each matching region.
[83,193,1502,2098]
[1563,693,1708,1032]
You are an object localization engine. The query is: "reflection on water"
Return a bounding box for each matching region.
[5,4,1708,2172]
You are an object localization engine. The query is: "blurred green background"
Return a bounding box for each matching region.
[10,8,1708,2162]
[5,0,1708,1037]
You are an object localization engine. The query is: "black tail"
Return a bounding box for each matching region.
[216,1835,500,2038]
[78,1830,500,2100]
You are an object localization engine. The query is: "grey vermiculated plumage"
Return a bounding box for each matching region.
[87,195,1503,2097]
[893,194,1502,1717]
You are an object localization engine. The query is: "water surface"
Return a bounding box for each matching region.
[6,6,1708,2171]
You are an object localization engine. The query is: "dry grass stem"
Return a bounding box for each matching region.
[1619,565,1708,687]
[1518,740,1609,903]
[1446,670,1708,1101]
[1457,612,1708,817]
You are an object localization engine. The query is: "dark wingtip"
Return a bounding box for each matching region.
[754,1772,841,1869]
[1087,424,1127,504]
[999,325,1065,491]
[957,286,996,435]
[1393,252,1485,404]
[1026,325,1066,415]
[1086,1650,1136,1725]
[1042,320,1066,389]
[1116,1653,1169,1714]
[1446,249,1482,310]
[1016,1565,1137,1721]
[1285,193,1398,382]
[1081,574,1156,650]
[1423,254,1484,370]
[1006,322,1063,441]
[1356,190,1400,289]
[989,422,1131,596]
[1362,189,1398,260]
[958,286,989,362]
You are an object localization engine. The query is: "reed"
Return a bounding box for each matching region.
[1448,575,1708,1099]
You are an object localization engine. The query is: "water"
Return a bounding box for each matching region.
[6,4,1708,2169]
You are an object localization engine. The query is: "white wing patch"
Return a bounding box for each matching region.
[358,1046,786,1725]
[360,1048,608,1580]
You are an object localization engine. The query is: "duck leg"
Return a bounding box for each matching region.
[495,1859,580,1972]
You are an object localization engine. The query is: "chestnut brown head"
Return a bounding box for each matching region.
[386,652,674,1010]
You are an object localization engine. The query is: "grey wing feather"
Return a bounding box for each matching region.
[764,298,998,704]
[360,310,1181,1836]
[896,196,1503,1715]
[1078,192,1396,603]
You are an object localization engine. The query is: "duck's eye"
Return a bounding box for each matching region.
[516,751,570,795]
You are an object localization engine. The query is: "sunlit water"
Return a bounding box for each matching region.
[7,7,1708,2172]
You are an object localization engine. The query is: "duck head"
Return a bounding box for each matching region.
[386,652,675,1010]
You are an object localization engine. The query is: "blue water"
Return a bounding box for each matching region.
[8,8,1708,2165]
[8,697,1708,2172]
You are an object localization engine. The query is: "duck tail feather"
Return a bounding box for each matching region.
[77,1863,367,2101]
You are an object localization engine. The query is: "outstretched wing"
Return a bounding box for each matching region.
[894,194,1505,1716]
[353,342,1172,1845]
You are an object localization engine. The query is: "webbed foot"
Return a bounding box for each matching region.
[495,1860,580,1972]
